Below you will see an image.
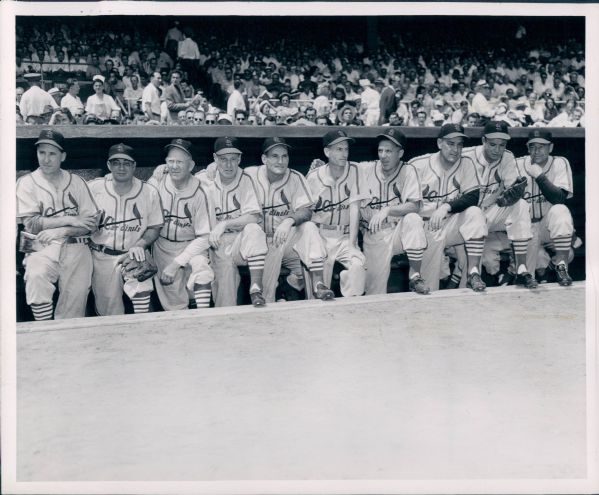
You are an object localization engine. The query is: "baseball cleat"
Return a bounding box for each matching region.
[250,290,266,307]
[467,272,486,292]
[409,276,430,295]
[313,282,335,301]
[555,263,572,286]
[516,272,539,289]
[496,272,514,286]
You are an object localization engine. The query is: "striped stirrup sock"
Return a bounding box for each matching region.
[31,302,53,321]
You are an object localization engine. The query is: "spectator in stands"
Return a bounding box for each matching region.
[409,108,433,127]
[60,81,84,118]
[465,113,481,127]
[359,77,380,126]
[234,110,248,125]
[16,86,25,105]
[178,27,200,86]
[450,100,469,125]
[19,73,58,123]
[123,74,144,114]
[471,80,495,121]
[164,20,184,59]
[142,71,163,121]
[85,74,120,122]
[86,54,102,80]
[542,96,559,124]
[315,115,331,126]
[164,69,191,122]
[377,77,399,125]
[106,70,126,105]
[227,80,246,118]
[548,104,584,127]
[51,50,69,75]
[336,101,360,126]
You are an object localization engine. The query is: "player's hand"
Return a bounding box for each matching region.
[159,261,181,286]
[523,162,543,179]
[368,207,390,234]
[309,159,325,172]
[128,246,146,262]
[69,214,98,231]
[273,218,294,247]
[209,221,227,249]
[206,162,218,181]
[36,228,66,244]
[429,204,451,231]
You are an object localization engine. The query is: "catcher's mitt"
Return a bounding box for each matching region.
[118,253,158,282]
[496,176,528,208]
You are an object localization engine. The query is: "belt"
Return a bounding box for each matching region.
[315,223,350,234]
[89,242,127,256]
[361,220,397,230]
[65,237,89,245]
[532,217,543,223]
[159,235,191,243]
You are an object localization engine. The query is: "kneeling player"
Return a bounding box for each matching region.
[149,139,215,310]
[413,124,488,292]
[88,144,164,315]
[358,128,430,295]
[245,137,334,302]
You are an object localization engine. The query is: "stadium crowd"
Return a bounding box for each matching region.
[16,18,585,128]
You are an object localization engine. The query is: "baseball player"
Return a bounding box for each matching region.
[357,128,430,295]
[462,121,537,288]
[16,129,98,320]
[517,129,575,285]
[199,137,268,308]
[305,130,366,297]
[244,137,335,303]
[148,139,216,311]
[88,143,164,315]
[412,124,488,292]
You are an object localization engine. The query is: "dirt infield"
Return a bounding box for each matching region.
[17,283,586,481]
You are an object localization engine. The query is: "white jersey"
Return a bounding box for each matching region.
[516,155,573,221]
[462,145,524,210]
[89,176,164,251]
[210,168,262,228]
[244,165,314,236]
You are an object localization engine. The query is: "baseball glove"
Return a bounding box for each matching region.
[496,176,528,208]
[118,253,158,282]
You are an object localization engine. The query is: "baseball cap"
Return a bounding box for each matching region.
[214,136,242,155]
[108,143,135,162]
[527,129,552,145]
[217,113,233,124]
[165,138,193,157]
[438,123,467,140]
[262,137,291,154]
[483,120,511,140]
[323,129,355,148]
[35,129,65,151]
[377,128,407,148]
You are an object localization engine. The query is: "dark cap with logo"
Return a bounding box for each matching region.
[323,129,355,148]
[483,120,511,140]
[214,136,242,155]
[438,123,467,140]
[35,129,65,151]
[527,129,552,145]
[377,128,407,148]
[165,138,193,157]
[108,143,136,162]
[262,137,292,154]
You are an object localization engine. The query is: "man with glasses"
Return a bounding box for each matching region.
[192,110,205,125]
[200,137,268,307]
[149,139,215,310]
[205,112,217,125]
[88,144,164,315]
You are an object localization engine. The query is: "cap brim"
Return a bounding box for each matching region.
[526,138,551,145]
[165,143,192,156]
[485,132,511,140]
[441,132,467,139]
[109,153,135,161]
[376,134,404,147]
[35,139,63,151]
[263,143,292,154]
[326,136,355,147]
[215,147,242,155]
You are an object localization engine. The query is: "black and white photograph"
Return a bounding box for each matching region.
[1,2,598,493]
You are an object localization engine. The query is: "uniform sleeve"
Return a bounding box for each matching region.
[239,175,261,216]
[146,184,165,227]
[399,163,422,203]
[458,157,480,194]
[73,175,98,216]
[290,173,314,211]
[148,164,168,187]
[500,153,521,187]
[16,176,41,219]
[348,163,369,203]
[549,157,573,197]
[192,187,214,236]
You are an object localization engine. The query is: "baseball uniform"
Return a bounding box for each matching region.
[244,163,328,302]
[306,159,366,297]
[17,168,97,320]
[149,168,215,311]
[88,175,164,315]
